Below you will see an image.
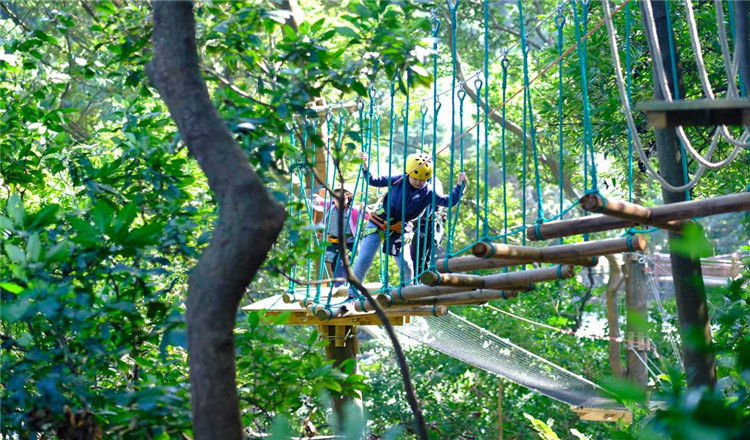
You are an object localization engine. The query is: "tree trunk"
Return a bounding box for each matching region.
[624,254,649,388]
[146,3,286,439]
[604,255,625,378]
[322,325,362,429]
[640,0,716,388]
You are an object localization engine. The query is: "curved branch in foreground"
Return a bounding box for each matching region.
[146,3,286,439]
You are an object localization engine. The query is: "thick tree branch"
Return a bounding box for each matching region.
[146,3,286,439]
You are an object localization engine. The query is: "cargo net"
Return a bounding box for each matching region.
[397,312,622,409]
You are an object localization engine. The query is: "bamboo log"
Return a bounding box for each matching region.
[372,284,488,306]
[436,255,599,273]
[414,265,574,292]
[579,193,684,232]
[395,288,529,306]
[420,271,487,288]
[473,237,647,262]
[476,265,575,290]
[379,286,534,307]
[309,304,347,321]
[527,192,750,241]
[350,297,449,316]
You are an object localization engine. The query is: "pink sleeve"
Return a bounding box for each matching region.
[349,209,360,234]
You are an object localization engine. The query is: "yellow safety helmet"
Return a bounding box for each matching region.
[405,153,433,180]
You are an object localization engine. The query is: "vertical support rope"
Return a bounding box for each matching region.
[517,0,545,224]
[383,75,397,289]
[474,78,483,241]
[447,0,461,257]
[626,1,633,203]
[429,10,442,271]
[483,0,490,241]
[400,73,411,286]
[556,6,566,245]
[664,0,692,201]
[287,130,297,295]
[500,54,509,248]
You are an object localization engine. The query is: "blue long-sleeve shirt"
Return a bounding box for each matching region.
[365,170,464,223]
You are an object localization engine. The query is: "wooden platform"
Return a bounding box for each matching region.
[637,98,750,128]
[571,406,632,423]
[242,294,412,326]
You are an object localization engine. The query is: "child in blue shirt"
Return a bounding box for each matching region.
[348,151,467,298]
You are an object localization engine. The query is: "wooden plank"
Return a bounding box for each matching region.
[579,193,685,232]
[637,98,750,128]
[527,192,750,241]
[436,255,599,273]
[473,237,648,262]
[261,311,407,326]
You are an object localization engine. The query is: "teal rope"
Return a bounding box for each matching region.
[302,123,313,298]
[287,131,297,295]
[400,73,411,286]
[626,1,633,203]
[664,0,691,201]
[474,78,483,241]
[446,0,460,257]
[556,6,565,245]
[517,0,544,225]
[571,0,596,192]
[429,12,441,272]
[728,0,746,96]
[483,0,490,241]
[500,54,509,247]
[383,76,397,289]
[448,85,467,253]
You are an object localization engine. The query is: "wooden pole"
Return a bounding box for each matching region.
[418,265,575,291]
[420,271,487,288]
[526,192,750,241]
[579,193,684,231]
[641,0,715,388]
[374,284,486,306]
[436,255,599,273]
[473,237,648,262]
[391,289,525,306]
[624,254,649,389]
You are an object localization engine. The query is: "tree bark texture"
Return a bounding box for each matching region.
[604,255,624,378]
[624,254,648,388]
[146,2,287,439]
[640,0,715,388]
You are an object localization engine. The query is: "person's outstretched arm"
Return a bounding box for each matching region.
[359,151,401,187]
[434,173,468,208]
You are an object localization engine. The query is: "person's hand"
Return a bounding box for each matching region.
[358,151,369,171]
[458,172,468,186]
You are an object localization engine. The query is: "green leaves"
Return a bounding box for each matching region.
[669,222,715,259]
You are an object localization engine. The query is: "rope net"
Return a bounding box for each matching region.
[396,313,622,409]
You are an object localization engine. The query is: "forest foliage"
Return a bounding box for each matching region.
[1,0,749,439]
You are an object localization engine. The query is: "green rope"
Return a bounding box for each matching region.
[446,0,461,257]
[400,73,411,286]
[556,6,565,245]
[447,84,467,256]
[500,54,509,247]
[429,11,441,272]
[483,0,490,241]
[474,78,483,241]
[517,0,545,224]
[571,0,597,193]
[287,131,297,295]
[302,122,314,298]
[626,1,633,203]
[382,75,397,289]
[664,0,691,201]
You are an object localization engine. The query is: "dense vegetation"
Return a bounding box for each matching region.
[1,1,748,439]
